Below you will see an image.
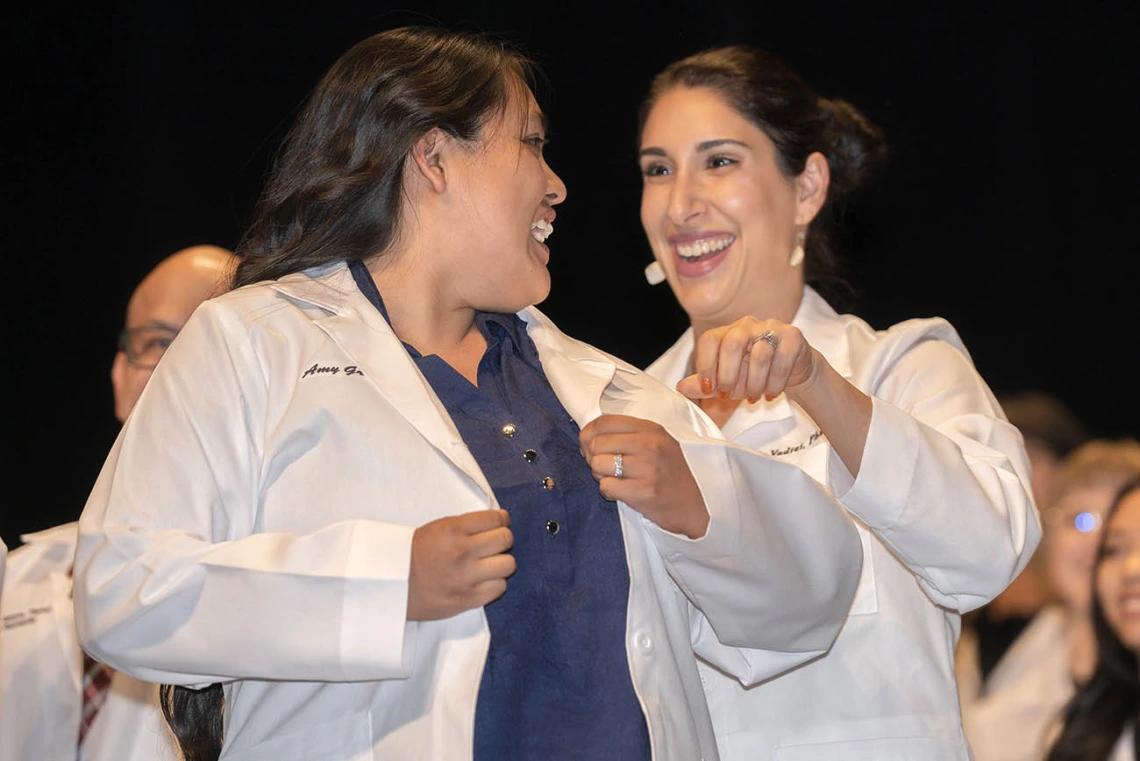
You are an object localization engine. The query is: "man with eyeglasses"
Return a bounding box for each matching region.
[112,245,237,422]
[0,244,236,761]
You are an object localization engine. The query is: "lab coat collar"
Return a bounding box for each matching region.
[652,286,853,435]
[516,307,625,428]
[268,262,623,487]
[18,521,78,547]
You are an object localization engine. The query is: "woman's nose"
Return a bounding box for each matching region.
[545,163,567,205]
[667,168,706,226]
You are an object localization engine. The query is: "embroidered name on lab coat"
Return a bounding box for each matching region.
[770,429,824,457]
[301,363,365,378]
[2,604,51,631]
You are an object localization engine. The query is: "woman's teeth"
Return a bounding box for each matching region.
[531,219,554,243]
[676,236,734,259]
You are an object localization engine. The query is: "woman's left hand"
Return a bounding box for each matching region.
[579,414,709,539]
[676,317,821,403]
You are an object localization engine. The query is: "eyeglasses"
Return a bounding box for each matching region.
[118,325,179,369]
[1044,507,1104,534]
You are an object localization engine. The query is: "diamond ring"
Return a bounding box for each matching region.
[749,331,778,351]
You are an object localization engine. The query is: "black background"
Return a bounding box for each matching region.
[4,2,1138,547]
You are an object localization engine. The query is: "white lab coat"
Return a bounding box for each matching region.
[957,605,1072,761]
[0,522,176,761]
[1113,726,1136,761]
[648,287,1041,761]
[72,262,863,761]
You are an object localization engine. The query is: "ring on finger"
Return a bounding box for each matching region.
[749,331,778,351]
[613,453,624,479]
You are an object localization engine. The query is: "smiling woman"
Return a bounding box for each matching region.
[960,438,1140,761]
[1048,476,1140,761]
[635,44,1042,760]
[67,25,867,761]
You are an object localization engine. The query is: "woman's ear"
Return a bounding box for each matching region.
[794,152,830,226]
[408,128,448,194]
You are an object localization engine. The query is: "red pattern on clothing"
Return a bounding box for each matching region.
[78,651,113,746]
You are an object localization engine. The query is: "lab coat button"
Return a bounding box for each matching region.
[523,449,538,463]
[501,423,517,437]
[541,476,556,491]
[634,630,654,654]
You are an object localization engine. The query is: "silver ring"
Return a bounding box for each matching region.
[613,453,624,479]
[749,331,778,351]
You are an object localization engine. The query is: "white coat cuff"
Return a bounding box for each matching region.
[833,397,919,530]
[341,521,416,679]
[639,439,736,564]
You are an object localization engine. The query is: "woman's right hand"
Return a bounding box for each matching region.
[407,509,515,620]
[675,317,821,404]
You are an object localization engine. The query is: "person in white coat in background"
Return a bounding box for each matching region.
[1047,476,1140,761]
[71,27,863,761]
[956,391,1091,707]
[635,44,1041,760]
[961,439,1140,761]
[0,244,236,761]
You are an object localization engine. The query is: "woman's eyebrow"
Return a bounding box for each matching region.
[529,109,548,133]
[696,138,749,152]
[638,138,750,159]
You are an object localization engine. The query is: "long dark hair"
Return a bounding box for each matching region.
[1047,476,1140,761]
[232,25,536,289]
[160,25,536,761]
[639,45,888,308]
[159,683,224,761]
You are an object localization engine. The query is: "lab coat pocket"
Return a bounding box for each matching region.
[221,710,373,761]
[775,735,961,760]
[847,524,879,616]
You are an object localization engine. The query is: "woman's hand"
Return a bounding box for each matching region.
[676,317,821,403]
[579,415,709,539]
[677,316,873,476]
[407,509,516,621]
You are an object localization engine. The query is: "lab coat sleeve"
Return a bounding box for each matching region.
[73,301,417,687]
[641,427,863,684]
[831,338,1040,612]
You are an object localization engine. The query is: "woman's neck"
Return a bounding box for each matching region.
[365,251,486,383]
[689,287,804,341]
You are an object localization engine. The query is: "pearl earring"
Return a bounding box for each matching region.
[644,261,666,285]
[789,244,805,268]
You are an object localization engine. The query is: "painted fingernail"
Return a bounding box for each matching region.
[764,394,774,402]
[746,395,759,404]
[700,377,713,394]
[718,390,729,400]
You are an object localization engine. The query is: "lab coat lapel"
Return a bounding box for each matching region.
[270,266,495,500]
[518,307,616,428]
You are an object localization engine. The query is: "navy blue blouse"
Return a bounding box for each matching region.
[348,260,650,761]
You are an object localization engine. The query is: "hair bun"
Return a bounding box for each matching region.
[817,98,888,199]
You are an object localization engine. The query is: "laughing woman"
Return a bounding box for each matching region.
[636,46,1041,760]
[69,27,862,761]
